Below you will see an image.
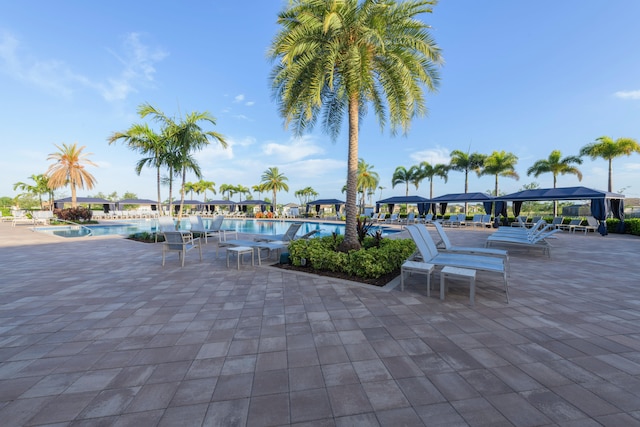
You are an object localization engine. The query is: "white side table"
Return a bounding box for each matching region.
[401,260,435,295]
[226,246,254,269]
[440,266,477,305]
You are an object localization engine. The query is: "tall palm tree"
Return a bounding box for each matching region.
[527,150,583,216]
[357,159,379,214]
[261,167,289,213]
[46,143,98,207]
[138,103,227,223]
[198,180,216,202]
[392,166,420,197]
[580,136,640,192]
[13,174,53,210]
[219,184,235,201]
[184,181,197,200]
[252,184,265,200]
[270,0,442,250]
[235,185,250,202]
[419,162,448,199]
[448,150,486,213]
[294,186,318,206]
[481,150,519,196]
[109,119,168,215]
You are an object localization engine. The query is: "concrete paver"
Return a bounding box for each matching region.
[1,220,640,426]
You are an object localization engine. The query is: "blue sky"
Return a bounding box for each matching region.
[2,1,639,205]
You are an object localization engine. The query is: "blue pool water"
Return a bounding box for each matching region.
[35,219,397,238]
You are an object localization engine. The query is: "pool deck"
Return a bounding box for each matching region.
[1,221,640,426]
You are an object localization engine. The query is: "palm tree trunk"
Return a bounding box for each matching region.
[178,168,186,224]
[608,159,613,192]
[553,175,558,217]
[156,167,162,216]
[71,183,77,208]
[272,189,277,214]
[340,96,361,251]
[464,170,469,214]
[494,175,499,196]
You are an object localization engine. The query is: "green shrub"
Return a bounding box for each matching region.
[288,236,416,280]
[605,218,640,235]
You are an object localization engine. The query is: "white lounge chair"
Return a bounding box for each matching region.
[558,218,582,232]
[11,210,33,226]
[485,223,559,257]
[189,215,218,244]
[405,225,509,303]
[401,212,416,225]
[550,216,564,229]
[33,210,54,225]
[431,222,509,272]
[255,222,303,242]
[511,216,528,227]
[421,213,434,224]
[573,216,599,234]
[162,231,202,267]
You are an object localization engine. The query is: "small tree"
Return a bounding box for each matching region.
[46,143,98,208]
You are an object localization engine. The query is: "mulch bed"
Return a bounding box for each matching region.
[271,262,399,287]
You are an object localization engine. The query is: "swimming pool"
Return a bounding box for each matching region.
[34,219,398,238]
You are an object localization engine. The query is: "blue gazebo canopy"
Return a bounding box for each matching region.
[306,199,345,214]
[494,186,624,201]
[375,195,431,215]
[430,192,495,215]
[430,192,494,203]
[495,186,625,235]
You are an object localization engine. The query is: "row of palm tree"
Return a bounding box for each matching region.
[109,103,227,223]
[184,180,216,202]
[392,137,638,204]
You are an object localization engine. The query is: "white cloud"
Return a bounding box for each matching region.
[100,32,168,101]
[262,135,325,162]
[614,90,640,100]
[0,30,167,102]
[285,158,345,178]
[234,94,245,103]
[410,147,451,165]
[195,135,256,165]
[0,31,85,96]
[624,162,640,171]
[245,101,255,106]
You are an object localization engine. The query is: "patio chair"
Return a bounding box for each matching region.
[255,222,303,242]
[421,213,434,224]
[207,215,237,242]
[511,216,528,227]
[558,218,582,232]
[11,210,34,226]
[525,216,542,228]
[485,223,559,257]
[189,215,217,244]
[400,212,416,225]
[551,216,564,229]
[573,216,599,234]
[33,211,54,225]
[431,222,509,272]
[155,216,177,242]
[162,231,202,267]
[405,225,509,303]
[442,214,461,227]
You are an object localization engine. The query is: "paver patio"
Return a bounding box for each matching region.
[1,220,640,426]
